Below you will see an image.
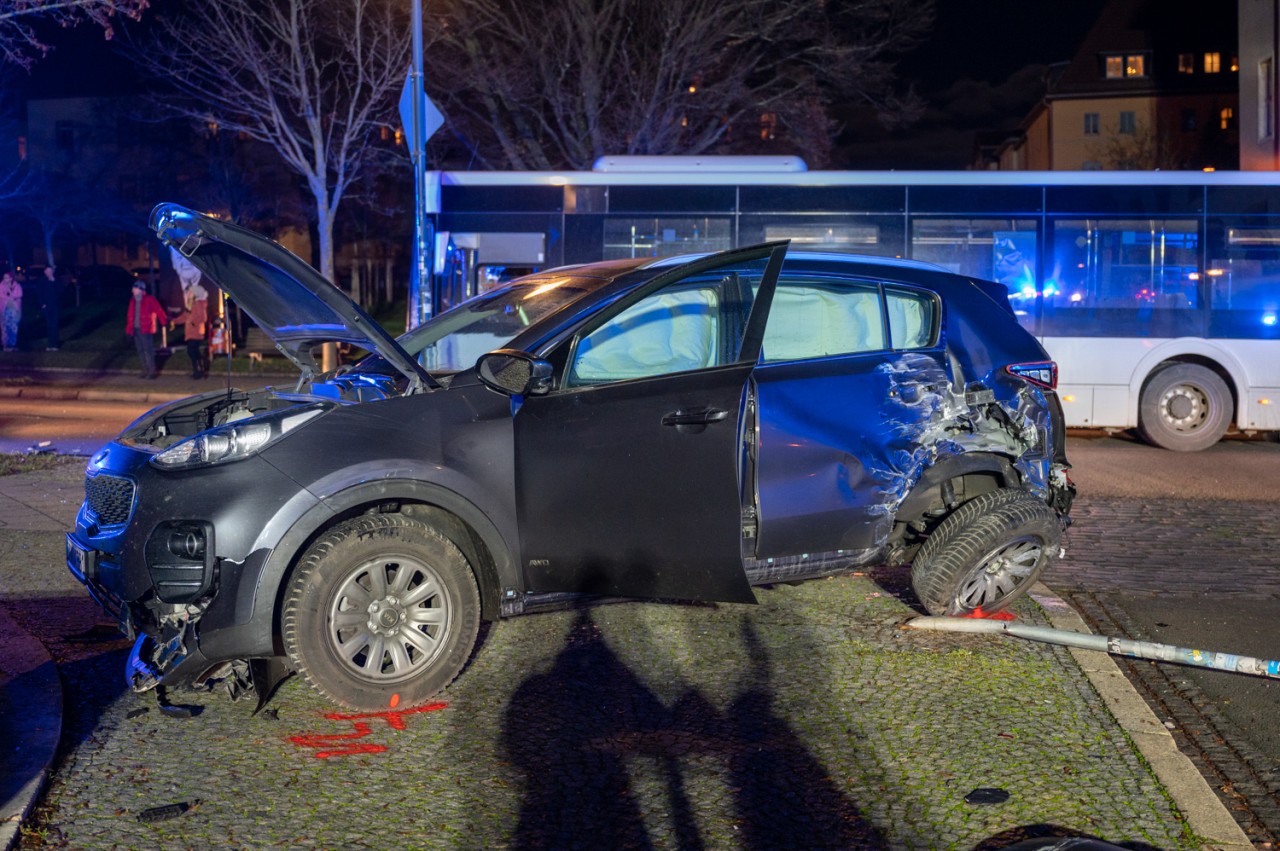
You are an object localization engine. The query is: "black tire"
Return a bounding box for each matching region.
[282,514,480,711]
[910,489,1060,616]
[1137,363,1231,452]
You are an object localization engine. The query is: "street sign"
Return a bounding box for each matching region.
[399,74,445,154]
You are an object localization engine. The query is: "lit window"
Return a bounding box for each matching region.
[1231,55,1239,73]
[1126,54,1146,77]
[1220,107,1235,130]
[760,112,778,141]
[1119,111,1137,134]
[1084,112,1100,135]
[1178,53,1195,74]
[1205,52,1221,73]
[1105,55,1124,78]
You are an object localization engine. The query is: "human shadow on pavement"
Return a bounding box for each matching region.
[502,609,885,850]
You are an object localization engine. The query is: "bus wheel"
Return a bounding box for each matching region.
[1137,364,1230,452]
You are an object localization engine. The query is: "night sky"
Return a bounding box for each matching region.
[15,0,1114,170]
[838,0,1112,168]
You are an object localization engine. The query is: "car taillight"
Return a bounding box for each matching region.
[1006,361,1057,390]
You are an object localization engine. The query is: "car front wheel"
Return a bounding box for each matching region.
[909,489,1060,616]
[282,514,480,711]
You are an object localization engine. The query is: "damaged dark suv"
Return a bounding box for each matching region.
[67,204,1074,712]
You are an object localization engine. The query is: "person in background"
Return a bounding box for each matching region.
[39,265,66,350]
[172,246,210,379]
[179,278,209,379]
[0,269,22,351]
[126,280,166,379]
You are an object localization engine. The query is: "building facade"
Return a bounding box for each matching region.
[1239,0,1280,169]
[992,0,1239,171]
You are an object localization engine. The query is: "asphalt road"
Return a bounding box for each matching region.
[1065,429,1280,502]
[0,397,148,455]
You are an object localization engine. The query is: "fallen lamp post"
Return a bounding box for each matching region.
[907,616,1280,679]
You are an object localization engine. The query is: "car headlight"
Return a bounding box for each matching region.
[151,405,328,470]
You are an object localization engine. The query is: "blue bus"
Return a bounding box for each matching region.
[427,158,1280,450]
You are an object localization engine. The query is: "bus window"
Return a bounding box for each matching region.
[762,223,880,249]
[740,215,904,258]
[1207,222,1280,338]
[1043,219,1203,337]
[602,217,731,259]
[909,218,1039,330]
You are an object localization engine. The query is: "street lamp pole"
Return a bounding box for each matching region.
[407,0,433,329]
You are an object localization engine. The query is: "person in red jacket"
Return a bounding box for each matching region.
[125,281,167,379]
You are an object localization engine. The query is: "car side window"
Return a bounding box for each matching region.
[886,286,936,349]
[565,264,761,387]
[760,277,938,363]
[761,279,883,362]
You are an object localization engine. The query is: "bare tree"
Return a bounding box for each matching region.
[132,0,408,288]
[1,0,148,69]
[424,0,931,169]
[1086,120,1182,171]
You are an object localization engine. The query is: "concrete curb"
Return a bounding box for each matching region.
[1029,583,1253,850]
[0,607,62,851]
[0,385,188,404]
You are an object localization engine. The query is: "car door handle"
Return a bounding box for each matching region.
[662,409,729,427]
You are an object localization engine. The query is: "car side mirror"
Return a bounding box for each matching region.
[476,349,553,397]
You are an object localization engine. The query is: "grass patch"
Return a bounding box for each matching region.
[0,452,71,476]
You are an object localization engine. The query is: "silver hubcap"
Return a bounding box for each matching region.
[955,536,1043,611]
[1159,383,1209,432]
[327,554,451,683]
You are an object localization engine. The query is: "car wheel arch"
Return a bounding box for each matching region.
[262,480,515,636]
[891,452,1019,539]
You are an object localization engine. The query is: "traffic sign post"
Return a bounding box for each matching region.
[402,0,445,330]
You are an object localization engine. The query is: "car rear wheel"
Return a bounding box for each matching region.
[910,489,1060,616]
[1137,363,1231,452]
[282,514,480,711]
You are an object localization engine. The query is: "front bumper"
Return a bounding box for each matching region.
[66,531,131,633]
[65,444,323,684]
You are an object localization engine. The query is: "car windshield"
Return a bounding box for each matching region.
[397,276,594,373]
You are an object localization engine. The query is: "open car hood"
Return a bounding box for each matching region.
[149,203,430,389]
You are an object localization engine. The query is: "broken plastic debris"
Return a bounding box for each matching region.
[26,441,54,454]
[137,801,197,823]
[158,702,198,719]
[964,787,1010,805]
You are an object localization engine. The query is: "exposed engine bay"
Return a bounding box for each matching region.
[119,372,406,451]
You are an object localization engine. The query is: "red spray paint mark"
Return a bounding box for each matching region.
[289,702,447,758]
[959,607,1017,621]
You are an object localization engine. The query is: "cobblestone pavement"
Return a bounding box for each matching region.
[3,468,1209,850]
[1048,494,1280,847]
[15,586,1195,851]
